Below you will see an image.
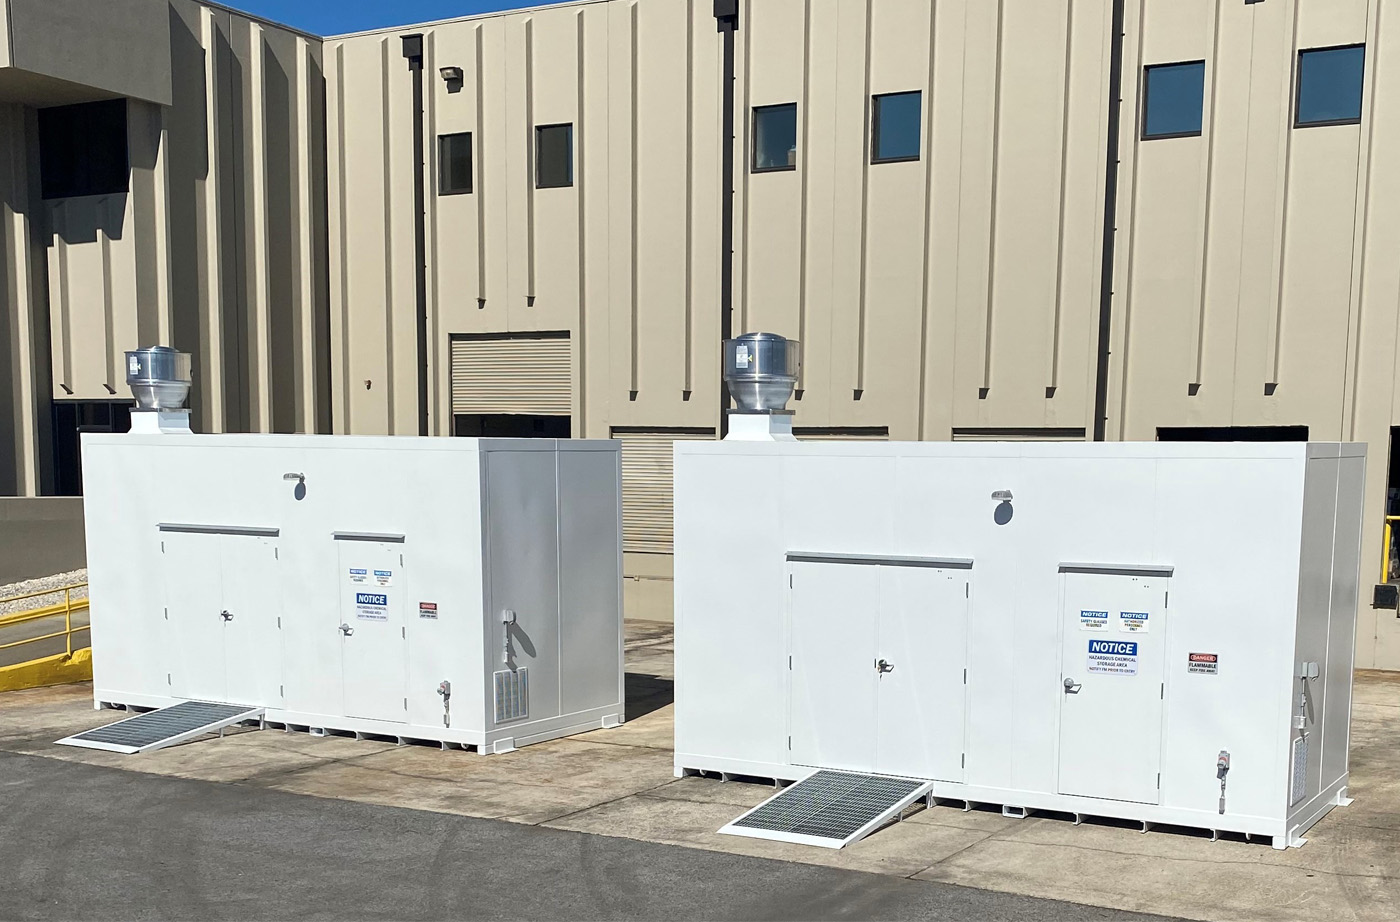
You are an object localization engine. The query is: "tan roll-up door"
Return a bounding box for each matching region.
[613,429,714,554]
[450,334,571,415]
[951,428,1085,441]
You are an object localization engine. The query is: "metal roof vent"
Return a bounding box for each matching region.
[125,346,193,434]
[724,333,800,441]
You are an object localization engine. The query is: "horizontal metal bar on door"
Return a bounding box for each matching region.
[331,532,406,543]
[786,552,974,569]
[157,523,280,537]
[1058,562,1174,577]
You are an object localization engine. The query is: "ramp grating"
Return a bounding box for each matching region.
[719,770,933,849]
[56,701,264,754]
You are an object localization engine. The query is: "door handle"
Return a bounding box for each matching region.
[1063,677,1081,694]
[876,658,894,674]
[220,610,233,622]
[339,623,354,636]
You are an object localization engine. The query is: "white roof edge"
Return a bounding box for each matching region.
[325,0,608,41]
[199,0,324,42]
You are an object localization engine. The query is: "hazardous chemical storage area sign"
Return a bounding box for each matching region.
[355,591,389,621]
[1080,609,1110,631]
[1087,639,1138,675]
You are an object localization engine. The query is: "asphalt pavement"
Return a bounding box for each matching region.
[0,750,1182,922]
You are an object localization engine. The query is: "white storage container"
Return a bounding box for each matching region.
[673,440,1364,847]
[82,434,624,752]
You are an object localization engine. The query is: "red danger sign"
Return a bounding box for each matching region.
[419,601,438,620]
[1188,652,1218,675]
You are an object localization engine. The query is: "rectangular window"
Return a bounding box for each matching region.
[438,132,472,195]
[1142,61,1205,139]
[535,123,573,189]
[38,99,129,200]
[1296,45,1365,127]
[871,91,922,163]
[752,103,798,172]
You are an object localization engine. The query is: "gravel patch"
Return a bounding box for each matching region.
[0,569,88,617]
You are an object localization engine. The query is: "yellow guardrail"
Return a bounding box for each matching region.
[0,583,91,692]
[0,583,89,657]
[1383,517,1400,584]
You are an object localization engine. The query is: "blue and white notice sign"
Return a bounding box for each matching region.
[1087,639,1138,675]
[1119,610,1150,633]
[348,567,369,585]
[355,591,389,622]
[1079,609,1110,631]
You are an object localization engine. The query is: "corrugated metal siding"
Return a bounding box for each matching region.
[951,428,1086,441]
[614,429,713,554]
[450,335,572,415]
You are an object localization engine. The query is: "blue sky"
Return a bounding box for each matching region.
[224,1,569,36]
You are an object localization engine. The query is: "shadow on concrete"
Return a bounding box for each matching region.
[625,671,673,720]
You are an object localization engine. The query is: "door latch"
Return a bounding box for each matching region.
[876,658,894,674]
[1063,677,1082,694]
[220,610,234,622]
[338,623,354,636]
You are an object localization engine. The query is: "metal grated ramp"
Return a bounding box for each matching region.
[719,769,934,849]
[56,701,265,754]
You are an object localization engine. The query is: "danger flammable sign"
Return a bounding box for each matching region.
[1188,652,1219,675]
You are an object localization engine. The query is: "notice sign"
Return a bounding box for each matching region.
[348,567,369,585]
[1087,639,1138,675]
[1188,652,1219,675]
[419,601,438,620]
[1080,609,1110,631]
[373,569,394,587]
[355,591,389,621]
[1119,610,1150,634]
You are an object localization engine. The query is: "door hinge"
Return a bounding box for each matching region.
[788,735,792,750]
[1165,591,1169,608]
[160,540,165,553]
[277,616,281,629]
[402,626,406,639]
[280,684,284,697]
[275,548,279,560]
[965,583,969,598]
[163,607,168,620]
[1160,683,1164,699]
[961,753,965,768]
[404,697,408,710]
[400,553,404,566]
[1157,772,1161,789]
[789,574,793,589]
[963,668,967,684]
[167,673,171,685]
[788,655,792,670]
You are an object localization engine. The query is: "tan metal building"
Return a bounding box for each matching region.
[4,0,1400,667]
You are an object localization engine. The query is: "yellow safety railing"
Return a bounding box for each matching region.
[1382,517,1400,584]
[0,583,90,660]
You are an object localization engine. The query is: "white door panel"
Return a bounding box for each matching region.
[220,535,281,707]
[163,532,225,702]
[338,540,408,723]
[1057,572,1169,804]
[875,567,969,780]
[788,562,878,772]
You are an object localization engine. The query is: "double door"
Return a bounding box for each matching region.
[788,559,970,780]
[163,530,281,706]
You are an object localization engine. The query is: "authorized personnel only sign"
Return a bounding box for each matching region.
[1087,639,1139,675]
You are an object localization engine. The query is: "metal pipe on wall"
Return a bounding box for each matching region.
[1091,0,1126,442]
[402,33,430,437]
[714,0,738,439]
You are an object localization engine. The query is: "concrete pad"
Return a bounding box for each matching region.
[544,791,992,879]
[575,703,675,750]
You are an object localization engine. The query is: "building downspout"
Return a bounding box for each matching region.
[1092,0,1126,442]
[715,1,738,438]
[402,34,430,437]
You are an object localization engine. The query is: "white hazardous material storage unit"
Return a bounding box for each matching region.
[674,440,1364,848]
[82,432,625,752]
